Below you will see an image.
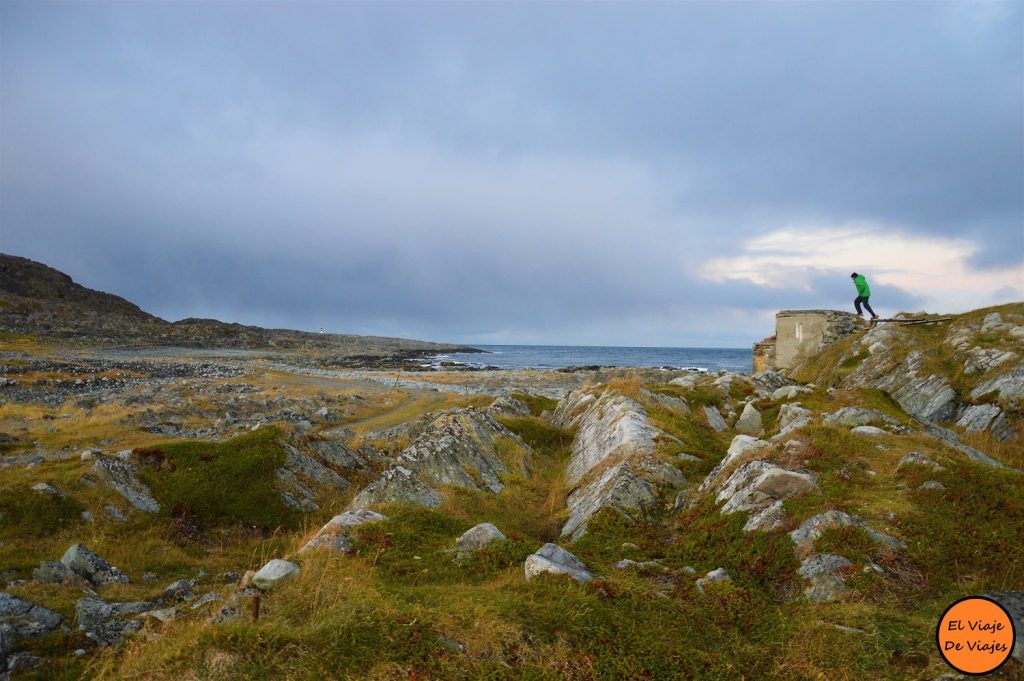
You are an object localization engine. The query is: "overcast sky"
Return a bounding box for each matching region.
[2,1,1021,347]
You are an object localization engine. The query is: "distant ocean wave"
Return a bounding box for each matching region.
[430,345,752,372]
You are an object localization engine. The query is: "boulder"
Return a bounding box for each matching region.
[824,407,899,429]
[955,404,1015,441]
[453,523,507,558]
[695,568,731,593]
[0,592,62,640]
[75,596,149,646]
[300,509,388,554]
[751,370,792,397]
[798,554,852,603]
[714,461,816,532]
[251,559,300,591]
[775,403,812,437]
[789,511,905,557]
[91,459,159,513]
[30,482,62,496]
[850,425,888,436]
[698,435,771,493]
[772,385,812,401]
[487,395,531,418]
[31,560,82,585]
[524,544,593,583]
[734,403,764,436]
[896,452,944,472]
[983,592,1024,662]
[61,544,129,586]
[703,406,727,433]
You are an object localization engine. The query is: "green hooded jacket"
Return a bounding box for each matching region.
[853,274,871,297]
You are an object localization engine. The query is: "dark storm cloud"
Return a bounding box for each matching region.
[1,1,1020,346]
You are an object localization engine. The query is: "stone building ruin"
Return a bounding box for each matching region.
[753,310,863,373]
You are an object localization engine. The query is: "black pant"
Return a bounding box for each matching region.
[855,296,876,317]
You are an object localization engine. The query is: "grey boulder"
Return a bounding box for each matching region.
[251,559,300,591]
[61,544,129,586]
[524,544,593,583]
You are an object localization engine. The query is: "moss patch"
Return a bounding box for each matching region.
[136,427,299,530]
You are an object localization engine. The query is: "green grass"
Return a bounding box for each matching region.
[136,427,300,530]
[0,484,85,539]
[509,392,559,417]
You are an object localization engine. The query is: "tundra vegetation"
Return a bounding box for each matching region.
[0,263,1021,680]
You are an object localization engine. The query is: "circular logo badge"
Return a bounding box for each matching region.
[937,596,1016,675]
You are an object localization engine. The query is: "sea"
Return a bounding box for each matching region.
[433,345,753,373]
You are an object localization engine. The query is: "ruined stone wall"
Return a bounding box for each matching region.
[752,337,776,373]
[754,310,862,373]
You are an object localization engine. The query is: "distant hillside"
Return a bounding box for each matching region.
[0,253,476,356]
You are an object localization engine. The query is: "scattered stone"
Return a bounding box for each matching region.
[190,592,222,610]
[161,579,195,603]
[789,511,906,557]
[850,425,887,436]
[703,406,727,433]
[896,451,944,472]
[31,482,62,496]
[715,461,817,532]
[772,385,812,401]
[695,568,731,593]
[524,544,593,583]
[91,459,159,513]
[251,559,299,591]
[698,435,772,493]
[300,509,388,554]
[104,504,128,522]
[453,523,506,559]
[31,560,82,585]
[798,554,852,603]
[824,407,899,428]
[775,403,812,436]
[60,544,129,586]
[0,592,63,639]
[486,394,531,418]
[734,403,764,436]
[75,596,149,646]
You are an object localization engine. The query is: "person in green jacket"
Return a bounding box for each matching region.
[850,272,879,320]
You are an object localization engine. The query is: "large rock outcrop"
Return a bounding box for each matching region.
[349,409,528,510]
[554,389,684,541]
[561,457,685,541]
[552,389,660,486]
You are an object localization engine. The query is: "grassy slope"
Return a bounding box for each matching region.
[76,384,1022,681]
